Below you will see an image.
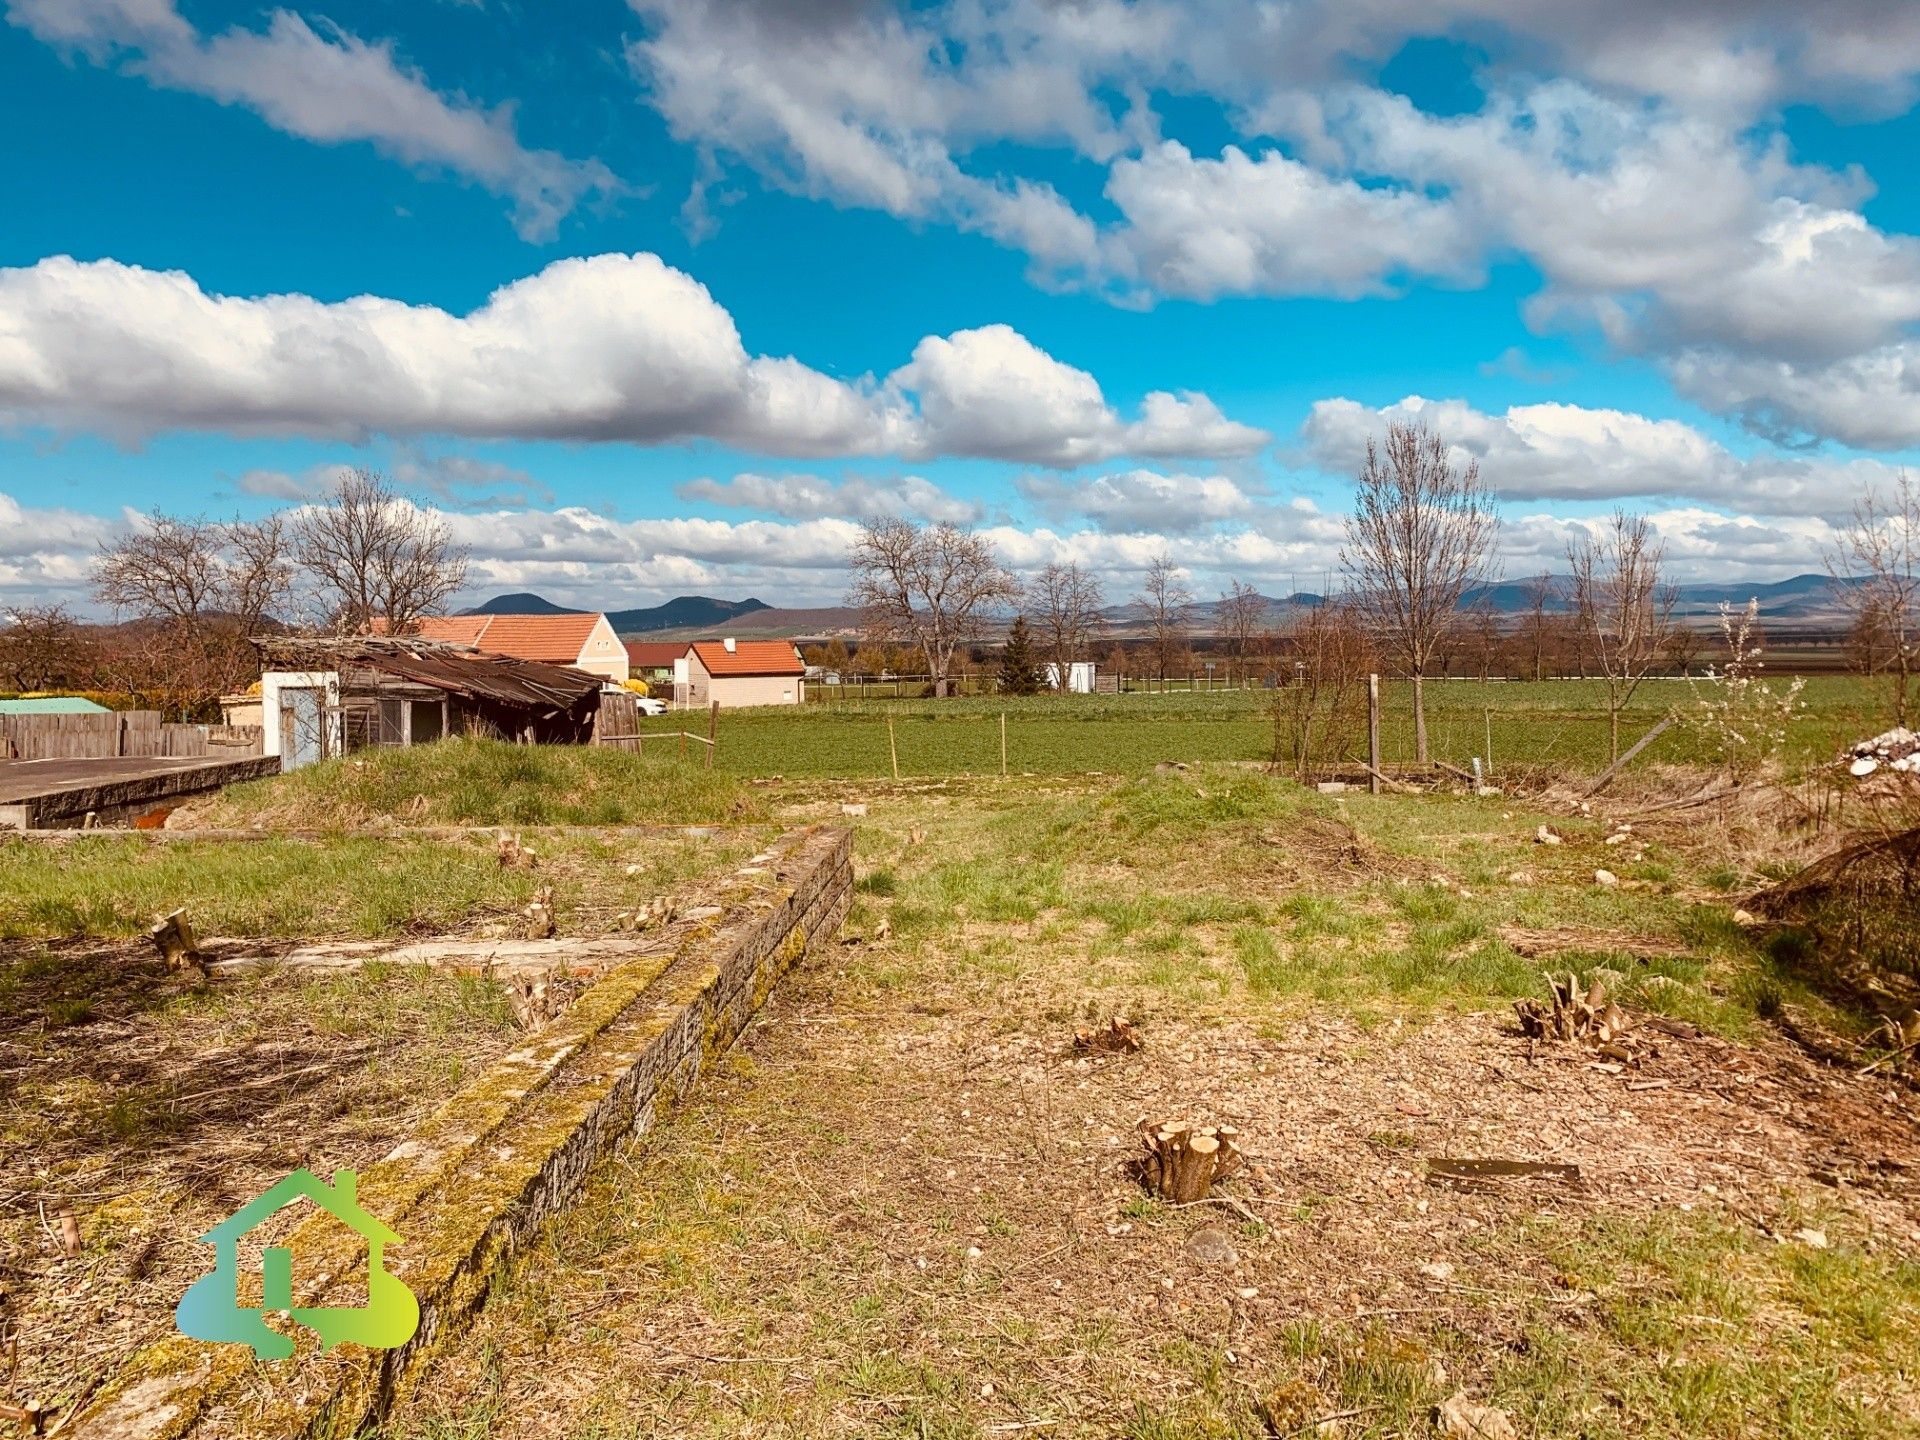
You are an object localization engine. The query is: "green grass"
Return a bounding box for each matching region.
[0,824,746,940]
[645,675,1892,780]
[0,833,545,939]
[190,736,764,828]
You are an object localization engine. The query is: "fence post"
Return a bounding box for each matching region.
[707,701,717,771]
[1368,673,1381,795]
[887,713,900,781]
[1000,712,1007,778]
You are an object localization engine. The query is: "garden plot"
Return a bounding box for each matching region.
[0,823,758,1427]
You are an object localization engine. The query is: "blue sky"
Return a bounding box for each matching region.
[4,0,1920,610]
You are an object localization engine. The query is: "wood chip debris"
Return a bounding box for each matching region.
[1426,1157,1582,1192]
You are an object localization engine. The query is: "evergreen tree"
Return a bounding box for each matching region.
[999,614,1043,695]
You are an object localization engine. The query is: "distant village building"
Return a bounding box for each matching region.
[406,613,630,683]
[1044,662,1097,695]
[625,641,686,689]
[675,639,806,708]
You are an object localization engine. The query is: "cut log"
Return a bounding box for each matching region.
[1139,1119,1245,1203]
[147,908,206,976]
[504,965,565,1030]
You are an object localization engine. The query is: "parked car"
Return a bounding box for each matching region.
[634,696,668,716]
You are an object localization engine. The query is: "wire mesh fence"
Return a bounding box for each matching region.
[635,675,1883,782]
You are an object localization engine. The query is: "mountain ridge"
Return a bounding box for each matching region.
[460,573,1857,640]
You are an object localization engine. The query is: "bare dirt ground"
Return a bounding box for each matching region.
[0,940,527,1418]
[0,826,753,1426]
[381,772,1920,1440]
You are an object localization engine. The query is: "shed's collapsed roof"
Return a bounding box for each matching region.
[254,636,602,710]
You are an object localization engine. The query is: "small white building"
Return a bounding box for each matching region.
[1044,661,1097,694]
[674,639,806,708]
[260,670,344,768]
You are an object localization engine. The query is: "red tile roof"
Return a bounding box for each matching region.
[626,641,687,669]
[411,613,606,664]
[689,640,804,677]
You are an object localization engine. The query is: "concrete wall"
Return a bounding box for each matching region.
[70,825,851,1440]
[710,673,805,707]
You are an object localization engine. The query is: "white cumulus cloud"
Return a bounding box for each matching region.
[676,472,983,524]
[0,254,1259,466]
[1301,395,1912,519]
[5,0,619,240]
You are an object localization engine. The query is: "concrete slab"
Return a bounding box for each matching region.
[0,755,281,829]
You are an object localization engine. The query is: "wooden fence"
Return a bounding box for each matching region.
[593,692,718,768]
[0,711,230,761]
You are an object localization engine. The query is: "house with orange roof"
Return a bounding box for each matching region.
[409,612,630,683]
[674,638,806,707]
[625,641,686,688]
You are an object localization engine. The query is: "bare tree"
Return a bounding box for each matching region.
[1341,422,1499,761]
[0,605,98,692]
[1216,580,1268,681]
[294,469,469,635]
[1026,562,1105,689]
[1662,625,1704,677]
[1467,600,1504,682]
[224,513,295,639]
[1827,471,1920,725]
[95,515,226,624]
[847,519,1017,698]
[1568,510,1677,762]
[1272,601,1373,778]
[1515,571,1555,682]
[1136,554,1193,681]
[93,514,263,712]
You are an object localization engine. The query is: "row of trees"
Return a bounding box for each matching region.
[0,470,468,717]
[845,422,1920,763]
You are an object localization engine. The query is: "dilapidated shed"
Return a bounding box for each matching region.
[253,636,604,767]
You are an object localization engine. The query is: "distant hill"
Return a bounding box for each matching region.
[460,573,1861,646]
[460,592,773,633]
[609,596,771,634]
[462,592,572,616]
[635,605,863,642]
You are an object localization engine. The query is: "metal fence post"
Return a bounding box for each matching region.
[1368,673,1381,795]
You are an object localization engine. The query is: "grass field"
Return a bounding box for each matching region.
[380,766,1920,1439]
[188,735,763,828]
[650,676,1897,780]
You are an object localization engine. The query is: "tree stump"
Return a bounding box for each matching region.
[1139,1120,1244,1203]
[148,908,206,976]
[523,884,556,940]
[1074,1017,1143,1054]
